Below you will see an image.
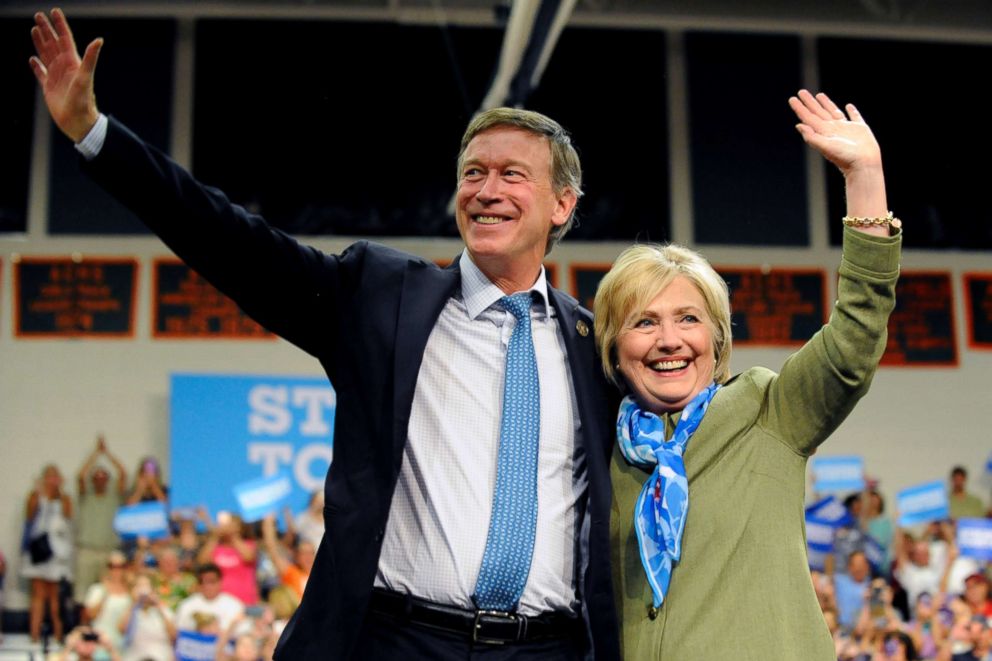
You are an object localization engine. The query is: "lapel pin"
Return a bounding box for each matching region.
[576,320,589,337]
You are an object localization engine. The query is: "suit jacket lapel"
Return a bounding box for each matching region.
[391,258,460,470]
[547,287,613,462]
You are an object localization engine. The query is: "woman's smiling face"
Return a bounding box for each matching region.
[616,275,716,414]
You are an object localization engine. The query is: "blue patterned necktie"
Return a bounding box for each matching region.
[616,382,720,608]
[473,292,541,611]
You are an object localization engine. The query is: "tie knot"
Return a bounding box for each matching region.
[500,292,534,320]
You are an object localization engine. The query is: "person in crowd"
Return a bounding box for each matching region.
[198,512,258,606]
[938,530,984,601]
[52,626,122,661]
[29,9,619,659]
[119,574,177,661]
[82,550,133,653]
[878,630,920,661]
[149,546,196,611]
[288,492,324,549]
[596,90,900,658]
[175,563,245,634]
[838,551,875,632]
[831,493,871,578]
[173,510,206,572]
[961,573,992,620]
[948,467,987,522]
[868,489,896,573]
[216,610,278,661]
[260,515,313,601]
[903,592,946,660]
[126,456,168,505]
[939,596,992,661]
[897,532,948,608]
[75,434,128,603]
[22,463,74,642]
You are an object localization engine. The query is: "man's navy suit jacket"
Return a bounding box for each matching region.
[83,117,621,660]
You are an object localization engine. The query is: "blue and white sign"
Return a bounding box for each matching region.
[863,534,886,571]
[896,481,950,527]
[113,502,170,539]
[171,374,335,518]
[957,518,992,561]
[175,631,218,661]
[805,502,837,571]
[234,471,293,522]
[805,496,855,528]
[811,456,865,493]
[986,452,992,473]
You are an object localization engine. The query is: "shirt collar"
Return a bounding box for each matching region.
[458,251,550,320]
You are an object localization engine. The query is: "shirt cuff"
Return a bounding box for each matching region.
[74,113,109,161]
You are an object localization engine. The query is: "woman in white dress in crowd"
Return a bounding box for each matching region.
[22,463,74,642]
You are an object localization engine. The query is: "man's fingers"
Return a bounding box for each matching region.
[28,56,48,85]
[30,26,55,64]
[51,8,79,56]
[81,38,103,76]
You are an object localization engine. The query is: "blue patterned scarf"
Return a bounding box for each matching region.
[616,382,720,608]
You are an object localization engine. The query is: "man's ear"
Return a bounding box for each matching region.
[551,188,578,228]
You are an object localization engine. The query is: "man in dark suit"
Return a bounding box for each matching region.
[29,9,619,660]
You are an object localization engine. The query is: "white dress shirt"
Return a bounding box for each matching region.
[375,252,585,616]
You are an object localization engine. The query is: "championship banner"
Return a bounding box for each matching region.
[175,631,218,661]
[805,496,855,528]
[233,472,293,522]
[957,518,992,561]
[171,374,334,518]
[113,502,170,540]
[811,456,865,493]
[896,481,950,527]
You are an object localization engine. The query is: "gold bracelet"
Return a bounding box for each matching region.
[842,211,902,231]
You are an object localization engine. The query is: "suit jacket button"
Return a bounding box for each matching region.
[374,529,384,542]
[647,606,659,620]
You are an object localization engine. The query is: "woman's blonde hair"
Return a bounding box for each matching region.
[594,243,733,389]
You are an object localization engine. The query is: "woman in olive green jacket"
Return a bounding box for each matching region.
[594,90,901,659]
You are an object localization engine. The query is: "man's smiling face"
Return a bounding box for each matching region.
[455,126,573,275]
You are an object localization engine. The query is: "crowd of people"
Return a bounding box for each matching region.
[16,436,320,661]
[811,468,992,661]
[11,435,989,661]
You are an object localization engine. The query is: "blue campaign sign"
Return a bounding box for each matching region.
[175,631,218,661]
[805,496,855,528]
[986,452,992,473]
[811,456,865,493]
[957,518,992,561]
[897,480,950,527]
[863,534,886,571]
[170,374,334,518]
[805,518,835,553]
[234,472,293,522]
[113,502,170,539]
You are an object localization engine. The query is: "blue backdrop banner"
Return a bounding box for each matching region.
[170,373,335,519]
